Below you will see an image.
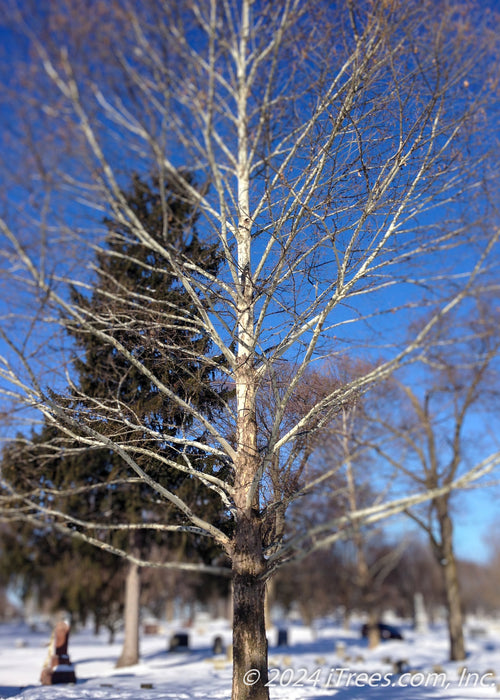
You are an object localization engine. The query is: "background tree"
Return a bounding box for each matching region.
[291,375,417,643]
[0,2,499,699]
[322,403,392,648]
[2,173,228,665]
[67,172,227,667]
[365,303,500,660]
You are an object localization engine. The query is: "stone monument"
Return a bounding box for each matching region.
[40,619,77,685]
[413,592,429,633]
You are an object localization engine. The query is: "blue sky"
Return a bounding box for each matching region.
[0,0,499,576]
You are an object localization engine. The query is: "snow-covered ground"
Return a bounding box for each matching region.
[1,616,499,699]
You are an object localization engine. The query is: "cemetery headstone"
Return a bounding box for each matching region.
[413,592,428,633]
[212,635,225,656]
[277,628,289,647]
[393,659,409,674]
[169,632,190,651]
[336,641,346,659]
[40,620,77,685]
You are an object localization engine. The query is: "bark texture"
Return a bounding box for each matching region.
[231,513,269,700]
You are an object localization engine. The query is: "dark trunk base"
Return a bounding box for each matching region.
[232,572,269,700]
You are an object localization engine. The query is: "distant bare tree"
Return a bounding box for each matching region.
[309,400,400,646]
[365,302,500,660]
[0,1,499,697]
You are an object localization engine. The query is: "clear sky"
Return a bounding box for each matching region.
[0,0,499,577]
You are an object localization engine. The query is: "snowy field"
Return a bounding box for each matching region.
[1,616,500,699]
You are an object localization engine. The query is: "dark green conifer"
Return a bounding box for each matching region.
[66,173,227,544]
[0,174,229,646]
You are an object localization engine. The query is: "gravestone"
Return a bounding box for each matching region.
[413,592,428,633]
[469,627,487,639]
[393,659,409,674]
[336,641,346,659]
[169,632,190,651]
[277,628,288,647]
[40,620,77,685]
[212,635,225,655]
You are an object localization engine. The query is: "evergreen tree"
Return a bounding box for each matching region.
[68,173,228,665]
[2,173,228,663]
[65,172,228,542]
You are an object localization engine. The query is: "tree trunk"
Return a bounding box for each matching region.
[366,609,381,649]
[227,579,234,622]
[116,561,140,667]
[264,577,275,631]
[232,569,269,700]
[231,309,268,699]
[231,510,269,700]
[443,554,465,660]
[342,608,351,631]
[436,499,465,661]
[165,596,175,624]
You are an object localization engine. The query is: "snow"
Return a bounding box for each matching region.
[1,617,500,699]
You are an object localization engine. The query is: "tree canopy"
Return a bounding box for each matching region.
[0,2,499,698]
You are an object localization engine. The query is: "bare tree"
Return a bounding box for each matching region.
[338,407,399,649]
[310,399,408,646]
[364,302,500,660]
[0,1,499,698]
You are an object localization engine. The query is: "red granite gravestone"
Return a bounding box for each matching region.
[40,620,77,685]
